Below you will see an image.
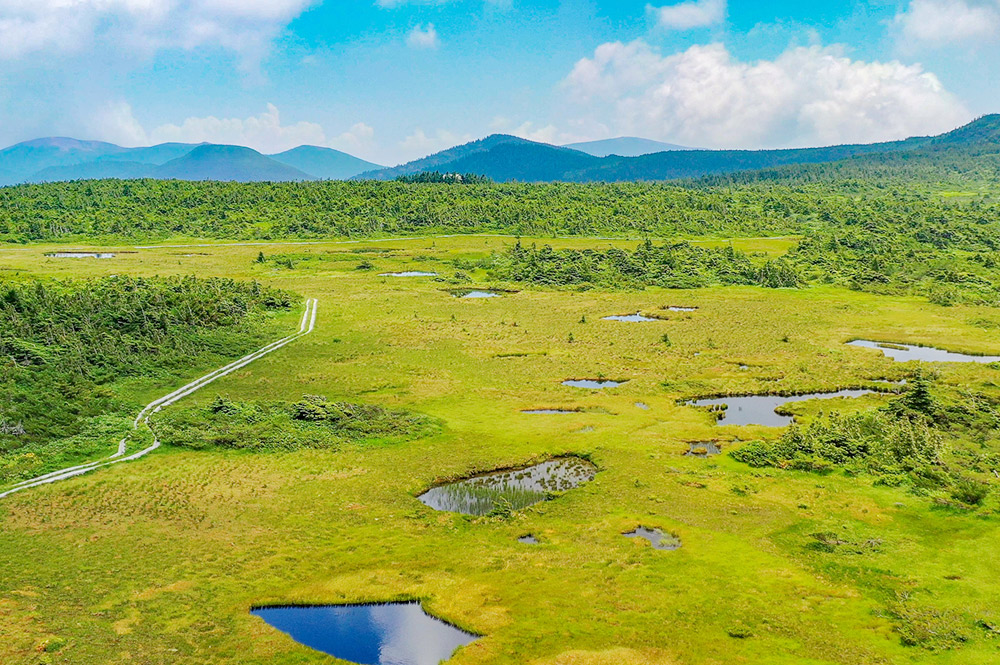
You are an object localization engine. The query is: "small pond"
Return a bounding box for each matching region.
[453,290,501,298]
[379,271,438,277]
[522,409,579,414]
[665,306,697,312]
[251,602,477,665]
[602,313,658,322]
[518,535,539,544]
[685,442,722,457]
[688,389,881,427]
[624,527,682,551]
[563,379,626,389]
[418,457,597,516]
[848,339,1000,364]
[46,252,115,259]
[635,402,650,410]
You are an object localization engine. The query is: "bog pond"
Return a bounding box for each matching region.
[46,252,115,259]
[251,602,477,665]
[563,379,626,389]
[688,389,882,427]
[624,527,682,551]
[848,339,1000,363]
[602,313,658,322]
[418,457,597,515]
[454,290,502,298]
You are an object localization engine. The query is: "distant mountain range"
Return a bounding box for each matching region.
[0,139,382,185]
[357,116,1000,183]
[2,116,999,186]
[563,137,693,157]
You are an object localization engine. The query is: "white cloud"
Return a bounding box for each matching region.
[87,101,149,147]
[329,122,376,153]
[399,128,472,162]
[147,104,328,153]
[894,0,1000,48]
[648,0,726,30]
[562,40,969,149]
[406,23,440,49]
[90,103,379,156]
[0,0,317,63]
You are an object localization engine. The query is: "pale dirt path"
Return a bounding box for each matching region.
[0,298,318,500]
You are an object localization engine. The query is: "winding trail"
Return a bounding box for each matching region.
[0,298,318,500]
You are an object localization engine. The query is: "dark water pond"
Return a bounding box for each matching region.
[379,271,438,277]
[563,379,626,389]
[46,252,115,258]
[685,442,722,457]
[602,313,658,322]
[848,339,1000,363]
[688,389,880,427]
[251,602,477,665]
[418,457,597,515]
[624,527,682,551]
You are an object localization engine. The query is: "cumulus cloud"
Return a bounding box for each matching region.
[894,0,1000,48]
[0,0,317,63]
[406,23,440,49]
[648,0,726,30]
[562,40,969,149]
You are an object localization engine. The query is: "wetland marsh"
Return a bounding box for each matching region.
[2,233,1000,665]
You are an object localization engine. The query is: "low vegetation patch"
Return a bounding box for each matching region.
[488,240,801,289]
[154,395,435,452]
[731,375,998,503]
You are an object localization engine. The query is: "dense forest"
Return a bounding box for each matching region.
[0,177,996,244]
[0,276,292,483]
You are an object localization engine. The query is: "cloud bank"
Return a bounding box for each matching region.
[0,0,317,62]
[563,40,969,148]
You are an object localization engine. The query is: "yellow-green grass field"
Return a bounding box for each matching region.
[1,235,999,665]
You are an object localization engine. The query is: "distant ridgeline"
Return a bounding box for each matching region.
[0,115,998,186]
[0,276,292,485]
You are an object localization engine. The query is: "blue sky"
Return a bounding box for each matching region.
[0,0,997,165]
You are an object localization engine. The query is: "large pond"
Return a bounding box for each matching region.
[563,379,626,389]
[848,339,1000,364]
[418,457,597,516]
[46,252,115,259]
[688,389,880,427]
[251,602,477,665]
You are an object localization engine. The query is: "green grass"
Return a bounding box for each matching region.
[1,235,999,664]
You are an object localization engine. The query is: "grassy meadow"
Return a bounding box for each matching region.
[1,234,999,664]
